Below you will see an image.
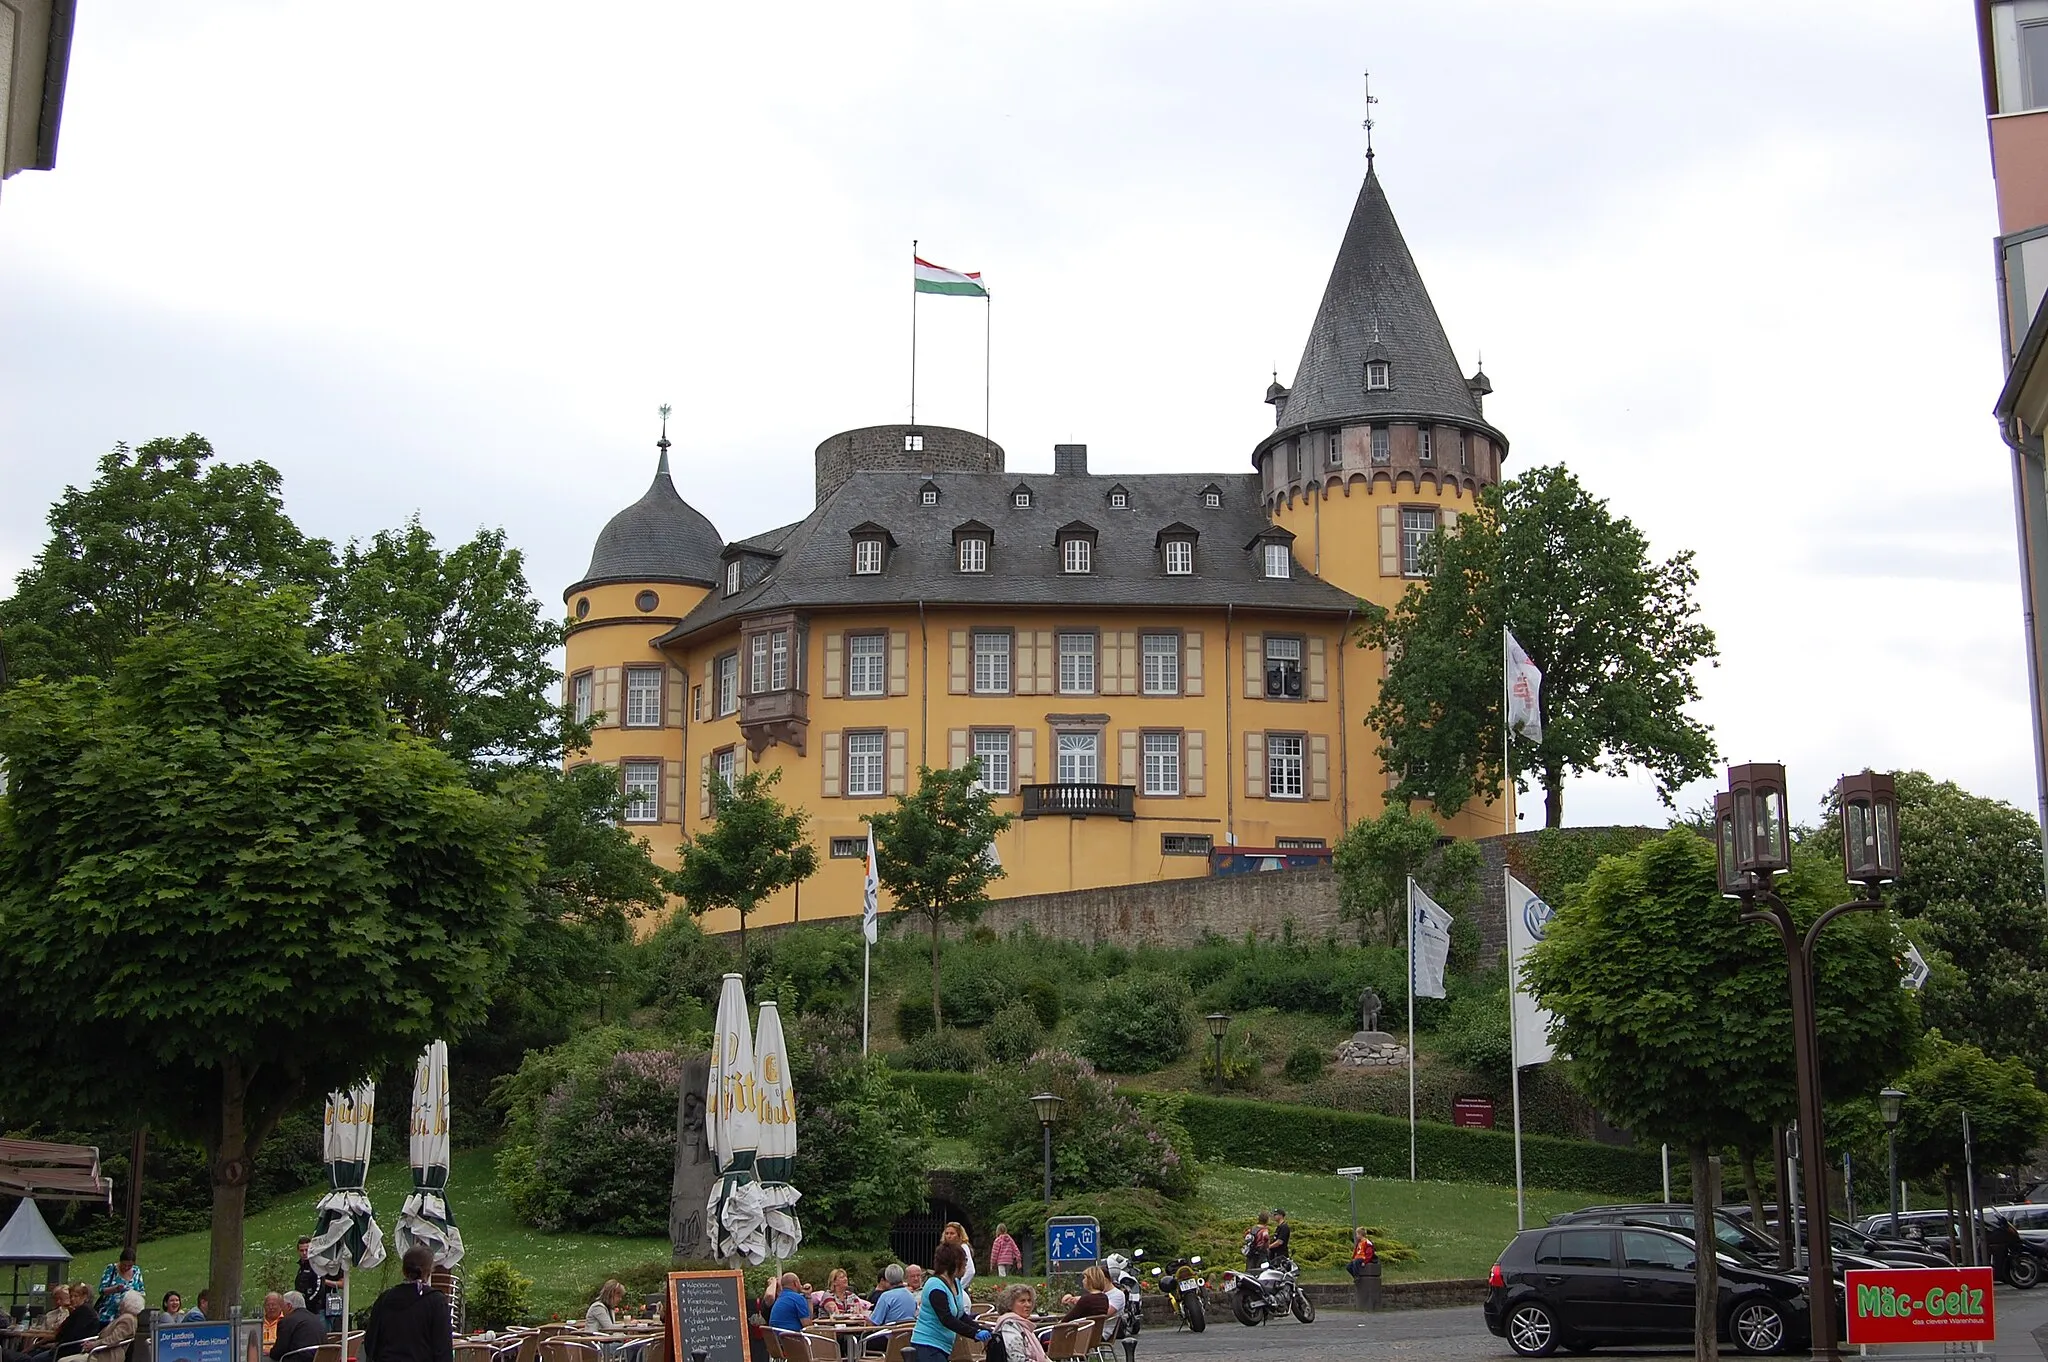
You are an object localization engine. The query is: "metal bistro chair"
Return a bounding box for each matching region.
[1083,1316,1119,1362]
[453,1342,494,1362]
[775,1331,836,1362]
[873,1325,914,1362]
[1039,1322,1090,1362]
[539,1337,608,1362]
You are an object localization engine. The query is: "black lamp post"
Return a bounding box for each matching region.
[1205,1013,1231,1091]
[1031,1092,1064,1203]
[1716,764,1900,1362]
[1879,1086,1906,1238]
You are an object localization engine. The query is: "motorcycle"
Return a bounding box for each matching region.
[1221,1253,1315,1326]
[1147,1255,1208,1332]
[1986,1213,2048,1289]
[1102,1251,1146,1339]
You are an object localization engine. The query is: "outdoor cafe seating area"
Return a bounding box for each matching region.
[761,1305,1124,1362]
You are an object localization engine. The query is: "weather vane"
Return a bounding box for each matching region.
[657,403,672,470]
[1362,70,1379,167]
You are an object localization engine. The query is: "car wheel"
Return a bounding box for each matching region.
[1729,1299,1788,1355]
[1506,1302,1559,1358]
[2012,1255,2042,1289]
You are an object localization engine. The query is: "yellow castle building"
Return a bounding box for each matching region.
[563,166,1509,934]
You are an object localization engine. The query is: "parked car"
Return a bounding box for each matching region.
[1852,1205,2048,1264]
[1549,1204,1892,1276]
[1485,1222,1815,1356]
[1722,1204,1950,1268]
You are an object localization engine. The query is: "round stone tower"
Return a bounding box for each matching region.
[814,424,1005,505]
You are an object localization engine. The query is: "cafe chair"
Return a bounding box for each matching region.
[540,1338,607,1362]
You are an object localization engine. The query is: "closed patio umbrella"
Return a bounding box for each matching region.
[751,1001,802,1260]
[309,1084,385,1357]
[393,1042,464,1268]
[706,973,766,1264]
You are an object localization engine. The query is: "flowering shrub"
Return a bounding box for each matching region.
[960,1049,1198,1208]
[497,1033,681,1235]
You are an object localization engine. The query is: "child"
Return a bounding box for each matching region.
[989,1225,1021,1279]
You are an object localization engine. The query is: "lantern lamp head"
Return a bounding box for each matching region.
[1030,1092,1064,1126]
[1725,763,1792,880]
[1837,771,1900,889]
[1713,792,1744,897]
[1878,1086,1906,1127]
[1205,1012,1232,1040]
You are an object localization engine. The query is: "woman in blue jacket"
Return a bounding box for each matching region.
[909,1245,988,1362]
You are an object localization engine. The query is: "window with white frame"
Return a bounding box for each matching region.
[921,487,938,505]
[1062,537,1092,574]
[1366,360,1390,389]
[1204,490,1221,508]
[771,630,789,690]
[1265,635,1303,699]
[853,538,884,575]
[971,729,1012,795]
[716,653,738,715]
[714,746,737,794]
[1141,633,1180,695]
[1110,490,1128,509]
[1371,427,1390,464]
[572,671,594,723]
[845,731,885,796]
[958,536,988,572]
[725,561,742,596]
[1457,431,1469,469]
[1267,734,1305,798]
[1263,543,1291,579]
[1419,429,1433,463]
[1328,432,1342,467]
[905,433,925,452]
[1164,538,1193,575]
[1401,507,1439,576]
[749,635,770,694]
[623,759,660,822]
[1055,731,1100,784]
[1057,632,1096,694]
[1287,443,1301,481]
[846,633,886,698]
[1142,732,1182,796]
[973,631,1011,693]
[1014,489,1031,508]
[625,666,663,725]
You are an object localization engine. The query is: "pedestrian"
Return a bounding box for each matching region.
[988,1226,1020,1279]
[907,1244,987,1362]
[1269,1208,1292,1264]
[1241,1213,1270,1270]
[95,1253,144,1325]
[939,1224,976,1292]
[361,1247,453,1362]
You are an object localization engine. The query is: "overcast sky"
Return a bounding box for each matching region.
[0,0,2023,831]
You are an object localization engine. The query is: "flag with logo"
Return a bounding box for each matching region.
[1505,630,1544,744]
[1902,940,1930,991]
[862,826,880,946]
[1504,874,1557,1065]
[1409,879,1453,1001]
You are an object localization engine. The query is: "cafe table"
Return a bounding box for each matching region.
[803,1318,881,1362]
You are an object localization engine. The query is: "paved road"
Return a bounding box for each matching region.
[1133,1283,2048,1361]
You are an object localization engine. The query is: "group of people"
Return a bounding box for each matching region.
[251,1246,451,1362]
[0,1284,145,1362]
[1240,1209,1293,1270]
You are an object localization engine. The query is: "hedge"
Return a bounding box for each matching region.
[1172,1091,1664,1196]
[889,1068,976,1121]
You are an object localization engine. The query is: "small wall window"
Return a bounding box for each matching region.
[713,747,737,795]
[1057,632,1097,695]
[846,633,886,698]
[725,561,742,596]
[1164,539,1194,575]
[625,665,664,726]
[572,671,594,723]
[622,759,661,823]
[1204,490,1221,508]
[1327,432,1342,467]
[1419,429,1433,463]
[1287,443,1301,481]
[1142,732,1182,796]
[854,538,884,575]
[1401,507,1439,576]
[1265,636,1304,699]
[971,729,1013,795]
[1267,734,1306,798]
[1263,543,1292,579]
[973,631,1012,694]
[1371,428,1390,465]
[1062,538,1092,574]
[829,836,866,859]
[1162,833,1213,856]
[845,730,886,797]
[1014,489,1032,508]
[1110,490,1128,509]
[1141,633,1180,695]
[1457,431,1470,470]
[636,590,660,612]
[921,487,939,505]
[1276,837,1327,849]
[716,653,739,715]
[959,537,988,573]
[1366,360,1390,389]
[905,433,925,452]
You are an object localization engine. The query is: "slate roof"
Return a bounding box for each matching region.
[0,1198,70,1264]
[657,470,1359,643]
[1265,169,1488,449]
[565,454,726,597]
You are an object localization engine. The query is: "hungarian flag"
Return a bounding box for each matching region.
[914,256,987,297]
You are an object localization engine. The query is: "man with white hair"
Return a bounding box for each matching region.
[272,1291,326,1362]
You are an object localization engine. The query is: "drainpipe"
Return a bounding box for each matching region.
[1224,603,1236,847]
[918,599,929,768]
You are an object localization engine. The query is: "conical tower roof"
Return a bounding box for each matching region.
[0,1198,70,1264]
[1266,168,1486,442]
[566,441,725,597]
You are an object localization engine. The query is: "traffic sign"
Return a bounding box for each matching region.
[1046,1216,1100,1265]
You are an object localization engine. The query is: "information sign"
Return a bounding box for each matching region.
[1842,1267,1996,1346]
[1045,1217,1100,1265]
[156,1322,235,1362]
[666,1269,749,1362]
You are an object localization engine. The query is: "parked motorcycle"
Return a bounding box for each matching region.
[1987,1213,2048,1289]
[1147,1255,1208,1332]
[1222,1254,1315,1326]
[1103,1251,1145,1338]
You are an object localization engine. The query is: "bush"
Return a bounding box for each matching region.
[1020,977,1063,1030]
[960,1050,1198,1208]
[467,1259,535,1330]
[500,1042,683,1235]
[896,993,937,1042]
[983,1001,1045,1065]
[901,1027,985,1072]
[887,1069,976,1122]
[1074,971,1193,1073]
[1439,989,1513,1077]
[1198,1026,1263,1090]
[939,953,1018,1026]
[993,1193,1417,1269]
[1282,1043,1326,1082]
[1300,1060,1589,1139]
[783,1013,937,1243]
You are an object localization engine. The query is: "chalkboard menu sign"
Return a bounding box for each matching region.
[667,1270,749,1362]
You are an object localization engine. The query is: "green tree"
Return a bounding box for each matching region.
[1522,831,1915,1360]
[1361,465,1718,826]
[0,435,334,685]
[1819,771,2048,1077]
[1332,804,1482,944]
[867,763,1014,1029]
[672,767,818,961]
[0,591,533,1312]
[960,1050,1197,1209]
[325,518,576,768]
[1890,1033,2048,1199]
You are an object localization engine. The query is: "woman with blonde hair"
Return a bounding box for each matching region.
[586,1280,626,1331]
[815,1269,868,1319]
[1055,1267,1110,1324]
[938,1224,975,1292]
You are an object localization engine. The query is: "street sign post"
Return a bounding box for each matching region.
[1046,1216,1100,1270]
[1336,1166,1365,1239]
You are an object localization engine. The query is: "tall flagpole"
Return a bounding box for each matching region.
[984,290,992,441]
[862,937,871,1056]
[1505,625,1527,1229]
[1407,877,1417,1182]
[910,239,919,425]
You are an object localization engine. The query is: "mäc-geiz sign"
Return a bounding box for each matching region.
[1843,1268,1996,1346]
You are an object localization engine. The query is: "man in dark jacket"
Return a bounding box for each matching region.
[271,1294,326,1362]
[362,1249,452,1362]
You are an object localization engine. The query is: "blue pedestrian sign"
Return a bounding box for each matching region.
[1046,1216,1099,1265]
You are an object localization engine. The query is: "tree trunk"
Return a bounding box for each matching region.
[1691,1143,1720,1362]
[1738,1147,1767,1233]
[207,1063,254,1317]
[930,911,944,1031]
[1543,762,1565,828]
[737,900,750,962]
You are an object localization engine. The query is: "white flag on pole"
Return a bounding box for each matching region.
[1902,940,1930,991]
[1505,874,1557,1065]
[862,826,880,945]
[1409,880,1453,1000]
[1505,630,1544,744]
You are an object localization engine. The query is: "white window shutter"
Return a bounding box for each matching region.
[1184,631,1204,696]
[949,630,969,694]
[1016,728,1036,785]
[1243,633,1263,699]
[889,631,910,696]
[949,728,969,769]
[1379,505,1400,576]
[1308,637,1328,702]
[823,633,844,700]
[662,760,683,824]
[822,732,842,798]
[666,666,686,726]
[1119,730,1139,786]
[699,754,713,817]
[1185,730,1205,797]
[887,729,909,795]
[1310,734,1330,800]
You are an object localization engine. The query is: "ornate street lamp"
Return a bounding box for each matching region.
[1839,773,1901,888]
[1031,1092,1064,1203]
[1205,1013,1232,1092]
[1880,1086,1907,1238]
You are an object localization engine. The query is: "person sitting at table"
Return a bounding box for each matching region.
[184,1294,210,1325]
[585,1281,626,1332]
[990,1287,1049,1362]
[766,1275,811,1333]
[154,1295,185,1330]
[43,1287,107,1362]
[271,1294,324,1362]
[862,1266,912,1355]
[74,1291,141,1362]
[37,1285,72,1334]
[814,1271,867,1320]
[1055,1268,1112,1326]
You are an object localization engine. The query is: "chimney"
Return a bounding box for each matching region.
[1053,444,1089,476]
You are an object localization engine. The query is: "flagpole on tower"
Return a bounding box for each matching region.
[910,240,919,426]
[984,288,992,442]
[1504,626,1527,1229]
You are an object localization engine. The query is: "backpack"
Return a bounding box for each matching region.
[984,1330,1009,1362]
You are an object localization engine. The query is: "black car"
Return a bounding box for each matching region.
[1548,1204,1893,1276]
[1485,1222,1813,1356]
[1726,1204,1951,1268]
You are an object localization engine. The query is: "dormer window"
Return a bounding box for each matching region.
[1165,539,1193,575]
[1108,484,1130,510]
[953,520,992,574]
[854,538,884,574]
[725,561,742,596]
[1366,360,1390,390]
[1012,485,1032,509]
[1201,483,1223,509]
[1057,522,1098,575]
[904,432,925,452]
[1419,429,1433,464]
[1264,543,1292,579]
[920,479,941,506]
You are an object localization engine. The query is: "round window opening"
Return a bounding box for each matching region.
[574,597,591,619]
[636,590,660,612]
